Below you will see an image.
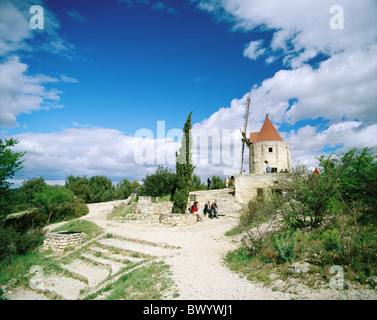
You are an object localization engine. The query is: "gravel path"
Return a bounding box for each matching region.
[79,200,293,300]
[7,199,376,300]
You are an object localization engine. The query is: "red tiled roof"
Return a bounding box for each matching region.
[250,115,284,143]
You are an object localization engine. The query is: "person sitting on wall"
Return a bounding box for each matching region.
[203,201,211,218]
[210,200,219,219]
[191,201,204,221]
[190,201,198,214]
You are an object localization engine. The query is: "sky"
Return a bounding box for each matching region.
[1,0,377,187]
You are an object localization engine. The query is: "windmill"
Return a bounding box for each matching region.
[240,96,251,174]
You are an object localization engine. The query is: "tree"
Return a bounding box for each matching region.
[33,185,74,224]
[191,174,206,191]
[65,175,90,202]
[210,175,226,190]
[0,139,26,218]
[88,175,115,203]
[115,177,133,199]
[173,112,195,213]
[19,177,47,204]
[139,166,176,197]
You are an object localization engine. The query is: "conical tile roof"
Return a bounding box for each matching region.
[250,114,284,143]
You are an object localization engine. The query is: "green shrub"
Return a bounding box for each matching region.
[240,192,284,229]
[173,187,189,214]
[323,229,341,251]
[50,198,89,223]
[0,224,45,261]
[273,232,297,263]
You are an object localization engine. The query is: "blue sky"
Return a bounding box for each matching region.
[1,0,377,186]
[9,0,279,135]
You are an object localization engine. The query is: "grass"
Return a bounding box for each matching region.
[225,214,377,289]
[84,261,174,300]
[106,261,173,300]
[152,195,171,203]
[225,225,249,236]
[0,251,54,286]
[52,220,104,240]
[107,203,133,220]
[0,219,104,294]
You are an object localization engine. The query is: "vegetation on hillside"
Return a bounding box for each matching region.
[226,147,377,288]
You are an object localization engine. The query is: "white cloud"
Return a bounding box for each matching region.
[0,0,76,58]
[190,0,377,171]
[60,75,79,83]
[243,40,266,60]
[0,56,64,128]
[0,1,32,56]
[0,1,78,128]
[197,0,377,67]
[9,126,182,182]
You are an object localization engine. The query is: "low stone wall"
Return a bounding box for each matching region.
[44,231,87,251]
[159,213,199,226]
[132,198,173,219]
[234,173,282,204]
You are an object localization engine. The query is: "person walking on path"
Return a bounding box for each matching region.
[207,178,211,190]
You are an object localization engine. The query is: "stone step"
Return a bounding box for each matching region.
[109,254,145,264]
[80,253,127,275]
[88,245,146,264]
[60,259,111,288]
[97,238,173,258]
[3,288,50,300]
[39,274,88,300]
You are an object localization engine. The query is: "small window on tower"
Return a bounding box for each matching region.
[269,147,273,152]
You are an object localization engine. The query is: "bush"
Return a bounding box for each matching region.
[88,176,116,203]
[209,175,226,190]
[50,198,89,223]
[139,166,176,198]
[240,192,284,228]
[2,210,48,232]
[273,231,297,263]
[323,229,341,251]
[0,224,45,261]
[173,187,189,214]
[226,247,254,265]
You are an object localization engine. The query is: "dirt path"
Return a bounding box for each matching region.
[6,199,376,300]
[78,200,293,300]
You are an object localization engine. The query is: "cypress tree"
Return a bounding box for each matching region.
[173,112,195,213]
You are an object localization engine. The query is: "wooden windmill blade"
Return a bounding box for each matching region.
[240,97,251,174]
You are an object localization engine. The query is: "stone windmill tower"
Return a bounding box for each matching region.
[249,114,291,174]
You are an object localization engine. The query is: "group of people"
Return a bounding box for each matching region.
[189,200,219,219]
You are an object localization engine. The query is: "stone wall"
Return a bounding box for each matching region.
[159,213,199,226]
[234,173,282,204]
[187,188,238,216]
[132,196,173,219]
[249,140,291,174]
[44,231,87,251]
